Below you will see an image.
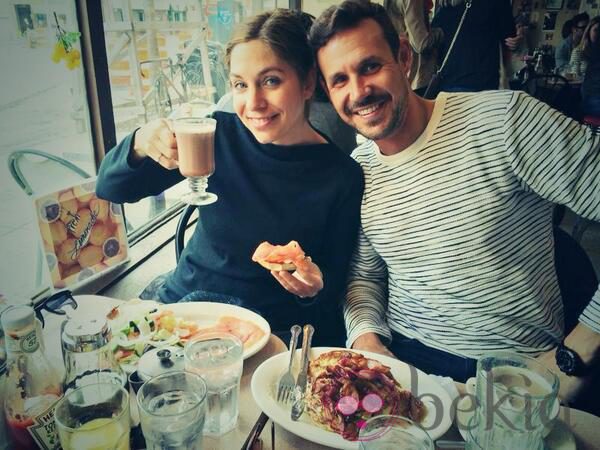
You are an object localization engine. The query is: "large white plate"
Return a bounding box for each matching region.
[166,302,271,360]
[78,297,271,360]
[251,347,453,449]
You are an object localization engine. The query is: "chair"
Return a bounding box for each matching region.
[9,149,90,195]
[583,114,600,133]
[138,204,198,299]
[175,204,198,263]
[554,226,598,334]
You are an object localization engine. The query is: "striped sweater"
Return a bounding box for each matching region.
[345,90,600,358]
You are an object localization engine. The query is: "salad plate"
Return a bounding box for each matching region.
[106,300,271,371]
[251,347,453,450]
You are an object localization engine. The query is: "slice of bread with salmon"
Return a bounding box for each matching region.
[251,240,305,271]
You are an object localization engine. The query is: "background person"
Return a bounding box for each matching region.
[430,0,519,93]
[581,16,600,117]
[310,0,600,406]
[505,13,531,89]
[96,9,364,346]
[555,12,589,73]
[384,0,444,96]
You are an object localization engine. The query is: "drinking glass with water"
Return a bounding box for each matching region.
[468,351,559,450]
[358,415,434,450]
[184,332,243,436]
[136,371,207,450]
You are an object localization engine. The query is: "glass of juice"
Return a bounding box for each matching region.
[173,117,218,206]
[54,382,130,450]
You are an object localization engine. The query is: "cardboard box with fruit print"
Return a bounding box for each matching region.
[34,178,128,289]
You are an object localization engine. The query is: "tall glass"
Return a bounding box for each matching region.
[173,117,218,205]
[184,332,243,436]
[137,371,207,450]
[54,382,130,450]
[358,415,434,450]
[473,351,559,449]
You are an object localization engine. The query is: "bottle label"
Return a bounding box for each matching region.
[27,398,61,450]
[5,329,39,353]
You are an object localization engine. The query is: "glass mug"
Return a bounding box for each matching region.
[468,351,559,449]
[172,117,218,206]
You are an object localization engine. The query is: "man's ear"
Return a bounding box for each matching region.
[397,36,413,76]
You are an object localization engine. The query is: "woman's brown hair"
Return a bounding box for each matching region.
[225,9,315,85]
[582,16,600,62]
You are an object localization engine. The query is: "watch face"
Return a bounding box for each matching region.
[556,347,577,375]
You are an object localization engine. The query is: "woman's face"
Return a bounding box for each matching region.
[591,23,600,44]
[229,39,314,146]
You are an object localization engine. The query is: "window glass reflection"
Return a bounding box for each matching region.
[0,1,95,303]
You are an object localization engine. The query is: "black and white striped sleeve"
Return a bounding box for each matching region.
[504,91,600,334]
[343,226,391,347]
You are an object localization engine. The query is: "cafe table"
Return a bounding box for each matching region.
[2,294,599,450]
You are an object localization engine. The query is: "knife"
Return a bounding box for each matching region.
[291,324,314,421]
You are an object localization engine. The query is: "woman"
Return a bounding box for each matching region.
[581,16,600,117]
[96,9,364,346]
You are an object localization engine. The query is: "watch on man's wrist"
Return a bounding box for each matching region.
[555,340,587,376]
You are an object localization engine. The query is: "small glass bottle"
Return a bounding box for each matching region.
[2,305,63,450]
[61,316,126,392]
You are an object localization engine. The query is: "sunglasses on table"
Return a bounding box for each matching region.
[34,290,78,327]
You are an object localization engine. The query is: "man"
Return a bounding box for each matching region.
[431,0,520,92]
[555,12,589,72]
[309,0,600,405]
[384,0,443,95]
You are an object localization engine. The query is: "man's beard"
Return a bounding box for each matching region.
[345,93,405,141]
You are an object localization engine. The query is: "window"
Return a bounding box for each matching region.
[101,0,284,236]
[1,2,95,303]
[113,8,124,22]
[132,9,145,22]
[3,0,302,305]
[35,14,48,28]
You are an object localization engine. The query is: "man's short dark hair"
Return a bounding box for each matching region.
[309,0,400,61]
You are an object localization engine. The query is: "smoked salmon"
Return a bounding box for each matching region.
[251,240,306,271]
[181,315,266,349]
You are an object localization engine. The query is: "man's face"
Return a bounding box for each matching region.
[316,19,411,142]
[573,20,588,44]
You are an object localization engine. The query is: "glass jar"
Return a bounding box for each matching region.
[61,316,126,392]
[2,305,63,450]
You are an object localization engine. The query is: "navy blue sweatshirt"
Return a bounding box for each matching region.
[96,112,363,343]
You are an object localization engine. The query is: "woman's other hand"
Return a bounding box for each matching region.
[131,118,179,169]
[271,256,324,299]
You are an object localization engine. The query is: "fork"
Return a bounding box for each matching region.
[276,324,301,403]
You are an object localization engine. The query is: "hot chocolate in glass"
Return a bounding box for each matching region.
[173,117,218,205]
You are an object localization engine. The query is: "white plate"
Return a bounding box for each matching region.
[251,347,453,449]
[454,396,576,450]
[157,302,271,360]
[83,297,271,360]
